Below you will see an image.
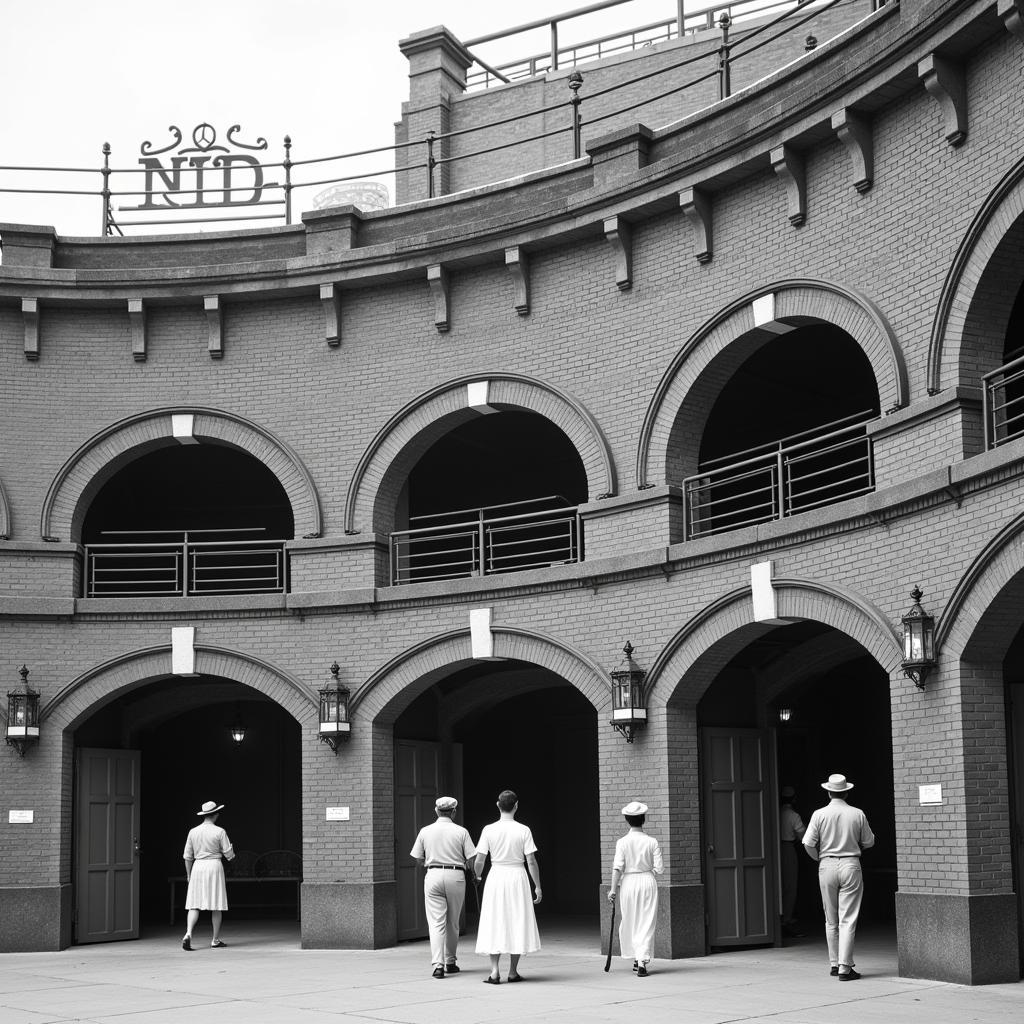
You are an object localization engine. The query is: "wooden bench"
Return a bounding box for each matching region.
[169,850,301,923]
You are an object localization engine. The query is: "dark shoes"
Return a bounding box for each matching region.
[837,968,862,981]
[181,936,192,951]
[830,966,839,976]
[432,967,445,979]
[632,961,639,972]
[507,973,523,983]
[445,964,460,974]
[211,939,226,948]
[636,965,649,977]
[483,975,501,984]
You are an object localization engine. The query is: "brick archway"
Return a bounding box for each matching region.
[42,645,317,730]
[928,153,1024,395]
[645,578,902,709]
[39,407,322,542]
[0,479,10,539]
[343,374,616,536]
[351,626,611,726]
[636,280,906,489]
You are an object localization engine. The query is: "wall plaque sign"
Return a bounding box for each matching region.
[918,783,943,805]
[325,806,350,821]
[126,123,278,211]
[9,810,34,823]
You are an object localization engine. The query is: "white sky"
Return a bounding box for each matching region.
[0,0,676,235]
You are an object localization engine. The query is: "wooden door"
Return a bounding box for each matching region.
[395,739,442,940]
[702,728,777,947]
[75,748,141,944]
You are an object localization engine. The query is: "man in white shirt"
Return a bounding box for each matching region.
[410,796,476,978]
[802,774,875,980]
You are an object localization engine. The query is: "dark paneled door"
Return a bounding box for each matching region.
[75,748,141,944]
[702,728,777,947]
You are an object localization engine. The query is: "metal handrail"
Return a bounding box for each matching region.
[683,416,875,539]
[982,351,1024,449]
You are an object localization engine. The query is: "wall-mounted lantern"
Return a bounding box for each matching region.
[319,661,351,753]
[901,586,937,689]
[778,707,792,724]
[610,642,647,743]
[6,665,40,757]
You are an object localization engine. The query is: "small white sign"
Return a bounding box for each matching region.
[9,810,34,824]
[919,784,943,805]
[326,806,350,821]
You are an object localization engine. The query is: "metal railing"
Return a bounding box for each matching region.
[84,528,287,598]
[390,495,583,585]
[682,412,875,539]
[0,0,885,234]
[982,352,1024,450]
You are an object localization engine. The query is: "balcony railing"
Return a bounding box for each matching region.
[84,528,287,598]
[682,412,875,540]
[982,353,1024,449]
[390,496,582,586]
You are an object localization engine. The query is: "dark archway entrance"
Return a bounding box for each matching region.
[72,677,300,943]
[1003,617,1024,974]
[697,621,896,949]
[393,662,600,945]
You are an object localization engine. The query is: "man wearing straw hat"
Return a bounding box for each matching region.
[802,774,875,981]
[410,796,476,979]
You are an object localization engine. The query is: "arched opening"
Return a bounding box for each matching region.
[391,661,600,947]
[683,324,880,539]
[986,281,1024,448]
[1004,618,1024,974]
[81,444,294,597]
[391,411,588,584]
[71,675,301,944]
[696,621,895,949]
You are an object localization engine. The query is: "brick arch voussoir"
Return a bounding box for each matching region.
[345,374,616,535]
[637,280,906,488]
[937,510,1024,662]
[41,646,317,732]
[929,154,1024,394]
[40,407,322,542]
[646,580,901,708]
[352,627,611,725]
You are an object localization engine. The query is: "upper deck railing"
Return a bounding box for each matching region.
[0,0,886,236]
[982,352,1024,450]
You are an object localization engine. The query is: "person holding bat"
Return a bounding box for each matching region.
[607,801,663,977]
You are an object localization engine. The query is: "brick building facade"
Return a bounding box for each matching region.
[1,0,1023,986]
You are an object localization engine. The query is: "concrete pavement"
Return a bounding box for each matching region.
[1,922,1021,1024]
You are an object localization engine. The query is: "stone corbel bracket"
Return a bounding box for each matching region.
[919,53,967,147]
[320,283,342,347]
[831,109,874,193]
[505,246,530,315]
[427,264,450,332]
[771,145,807,226]
[128,299,147,361]
[999,0,1024,41]
[204,295,223,359]
[22,298,39,361]
[679,186,713,264]
[603,215,633,290]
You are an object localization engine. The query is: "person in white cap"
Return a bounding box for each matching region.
[802,774,875,980]
[410,796,476,978]
[182,800,235,951]
[607,801,663,976]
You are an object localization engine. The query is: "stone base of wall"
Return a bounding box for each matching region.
[896,892,1020,984]
[0,884,72,951]
[300,881,397,949]
[600,882,705,960]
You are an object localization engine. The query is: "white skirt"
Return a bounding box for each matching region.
[618,872,658,962]
[185,859,228,911]
[475,864,541,955]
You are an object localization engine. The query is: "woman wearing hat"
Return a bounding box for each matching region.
[181,800,236,951]
[607,801,663,976]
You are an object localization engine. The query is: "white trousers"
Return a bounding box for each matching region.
[424,869,466,967]
[817,856,863,968]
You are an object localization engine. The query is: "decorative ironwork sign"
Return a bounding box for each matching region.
[126,123,279,211]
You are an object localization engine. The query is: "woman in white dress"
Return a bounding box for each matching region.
[473,789,542,983]
[607,800,663,976]
[182,800,235,950]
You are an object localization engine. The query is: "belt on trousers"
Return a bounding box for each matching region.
[426,864,464,870]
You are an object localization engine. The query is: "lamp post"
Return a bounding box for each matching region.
[609,642,647,743]
[901,586,937,688]
[319,661,351,753]
[6,665,40,757]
